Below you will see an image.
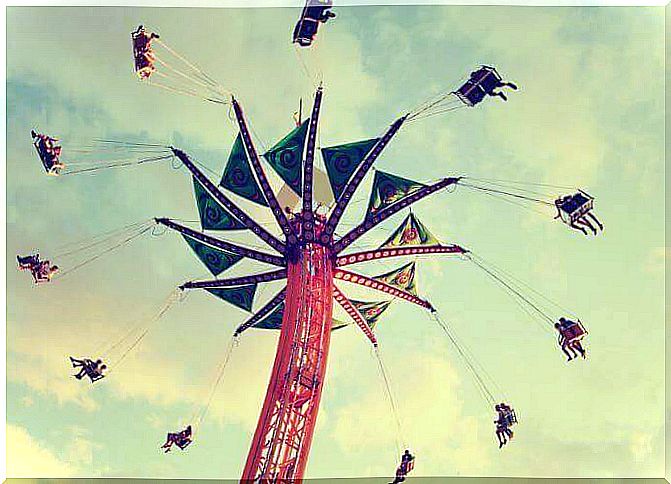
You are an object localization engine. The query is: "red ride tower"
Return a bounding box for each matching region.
[241,226,334,480]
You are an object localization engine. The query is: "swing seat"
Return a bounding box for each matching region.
[131,26,158,75]
[293,0,334,47]
[503,409,518,426]
[176,439,193,450]
[454,66,503,106]
[33,138,62,173]
[454,81,486,107]
[89,372,105,382]
[471,66,504,92]
[165,426,193,451]
[397,458,415,476]
[563,321,587,341]
[17,255,39,270]
[82,360,106,382]
[557,192,594,225]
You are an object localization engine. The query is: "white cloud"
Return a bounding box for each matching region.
[8,351,98,412]
[63,426,102,469]
[6,424,77,477]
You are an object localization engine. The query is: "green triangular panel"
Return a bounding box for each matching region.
[331,318,350,331]
[375,261,418,296]
[182,235,243,276]
[263,121,308,194]
[205,284,257,312]
[379,213,441,249]
[220,134,268,207]
[193,177,246,231]
[253,302,285,330]
[367,171,426,218]
[351,299,392,330]
[322,138,379,200]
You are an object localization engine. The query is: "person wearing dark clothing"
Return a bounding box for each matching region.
[389,449,415,484]
[161,425,193,453]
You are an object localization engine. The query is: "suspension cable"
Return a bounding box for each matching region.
[105,288,186,371]
[459,181,554,206]
[373,347,406,455]
[467,255,555,326]
[467,185,551,217]
[471,253,579,320]
[52,223,155,280]
[467,176,575,191]
[429,312,496,409]
[191,335,238,433]
[52,220,152,257]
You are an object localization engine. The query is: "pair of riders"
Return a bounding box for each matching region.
[495,403,517,448]
[554,317,587,361]
[69,356,107,383]
[456,66,518,106]
[132,25,160,79]
[161,425,193,453]
[31,130,64,175]
[17,253,59,284]
[554,192,603,236]
[469,67,518,101]
[293,1,336,47]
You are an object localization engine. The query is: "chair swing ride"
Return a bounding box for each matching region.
[18,3,603,481]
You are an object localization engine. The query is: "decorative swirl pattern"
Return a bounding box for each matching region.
[183,235,243,276]
[322,138,379,200]
[194,177,245,230]
[206,284,257,312]
[220,134,268,207]
[263,122,308,194]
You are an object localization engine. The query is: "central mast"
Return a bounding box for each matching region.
[241,239,334,480]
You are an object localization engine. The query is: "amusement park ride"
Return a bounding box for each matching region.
[19,2,602,482]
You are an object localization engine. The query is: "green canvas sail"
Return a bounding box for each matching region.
[322,138,379,200]
[331,318,350,331]
[263,121,308,195]
[193,177,246,231]
[351,299,392,330]
[379,213,440,248]
[253,301,285,330]
[205,284,257,312]
[182,235,243,276]
[220,134,268,207]
[375,261,418,295]
[367,171,426,218]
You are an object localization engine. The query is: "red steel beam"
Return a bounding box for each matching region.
[321,115,407,244]
[155,218,285,267]
[334,269,434,311]
[332,177,462,254]
[231,98,298,246]
[336,244,469,267]
[180,268,287,290]
[333,285,378,347]
[301,86,323,243]
[170,148,286,254]
[241,241,334,480]
[234,288,286,336]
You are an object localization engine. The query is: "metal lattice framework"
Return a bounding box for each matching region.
[159,87,469,481]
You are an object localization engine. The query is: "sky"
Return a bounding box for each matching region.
[5,4,666,480]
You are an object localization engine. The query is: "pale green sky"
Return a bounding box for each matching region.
[6,5,666,479]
